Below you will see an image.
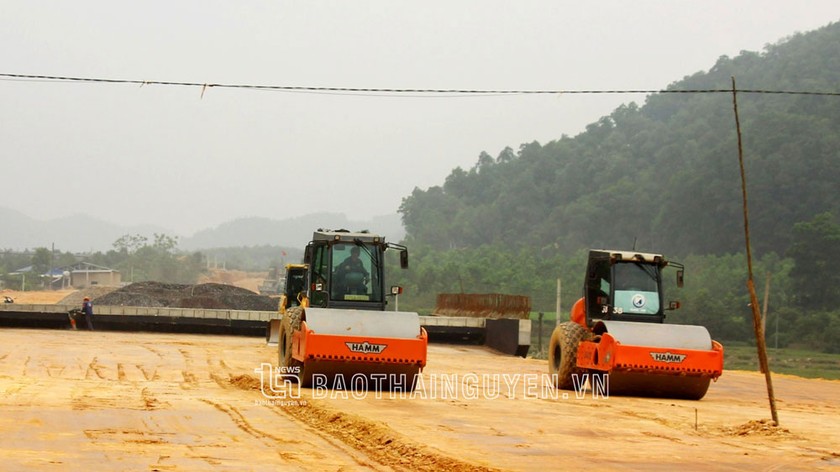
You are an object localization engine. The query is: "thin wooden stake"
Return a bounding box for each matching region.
[731,76,779,426]
[760,272,771,373]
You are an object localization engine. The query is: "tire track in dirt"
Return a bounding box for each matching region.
[209,372,233,390]
[199,398,284,442]
[206,351,236,389]
[217,375,393,470]
[141,345,165,359]
[197,398,306,464]
[277,399,499,472]
[179,349,198,389]
[184,446,224,466]
[83,428,173,445]
[222,372,501,472]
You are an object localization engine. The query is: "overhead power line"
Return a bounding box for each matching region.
[1,73,839,97]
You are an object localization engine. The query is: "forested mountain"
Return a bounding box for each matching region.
[392,22,840,352]
[399,22,840,258]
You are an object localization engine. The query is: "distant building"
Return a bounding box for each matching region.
[12,263,121,289]
[65,262,121,288]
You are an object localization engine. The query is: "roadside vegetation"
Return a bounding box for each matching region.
[722,344,840,380]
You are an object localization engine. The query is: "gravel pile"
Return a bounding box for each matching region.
[90,281,278,311]
[58,286,120,307]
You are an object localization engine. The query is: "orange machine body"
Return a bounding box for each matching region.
[292,320,428,368]
[576,333,724,378]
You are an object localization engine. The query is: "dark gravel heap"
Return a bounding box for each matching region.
[92,281,278,311]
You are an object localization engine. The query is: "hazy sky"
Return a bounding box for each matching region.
[2,1,839,236]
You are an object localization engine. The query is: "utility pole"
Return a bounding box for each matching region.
[732,76,779,426]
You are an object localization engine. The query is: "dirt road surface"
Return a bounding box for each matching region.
[1,289,77,304]
[1,329,838,471]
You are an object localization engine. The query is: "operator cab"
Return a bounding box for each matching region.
[584,250,683,326]
[304,229,408,311]
[281,264,308,310]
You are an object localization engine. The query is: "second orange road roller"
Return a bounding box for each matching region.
[549,249,724,400]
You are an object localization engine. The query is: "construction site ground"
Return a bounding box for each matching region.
[1,326,838,471]
[2,282,838,470]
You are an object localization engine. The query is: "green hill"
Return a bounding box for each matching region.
[399,21,840,257]
[392,22,840,353]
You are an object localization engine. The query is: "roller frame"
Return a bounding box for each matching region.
[576,334,724,378]
[290,317,427,389]
[574,328,723,399]
[576,320,723,378]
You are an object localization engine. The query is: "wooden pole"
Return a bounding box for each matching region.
[760,272,771,373]
[732,76,779,426]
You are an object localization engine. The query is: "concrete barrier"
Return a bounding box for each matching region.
[0,305,531,356]
[0,304,272,336]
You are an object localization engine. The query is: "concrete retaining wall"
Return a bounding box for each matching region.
[0,305,531,356]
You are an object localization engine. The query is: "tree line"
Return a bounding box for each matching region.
[0,234,205,290]
[385,212,839,353]
[400,22,840,257]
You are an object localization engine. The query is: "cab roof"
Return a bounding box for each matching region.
[312,229,385,244]
[591,249,667,265]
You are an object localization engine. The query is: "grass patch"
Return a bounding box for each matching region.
[723,345,840,380]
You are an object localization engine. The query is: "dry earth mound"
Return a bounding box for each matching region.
[91,281,278,311]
